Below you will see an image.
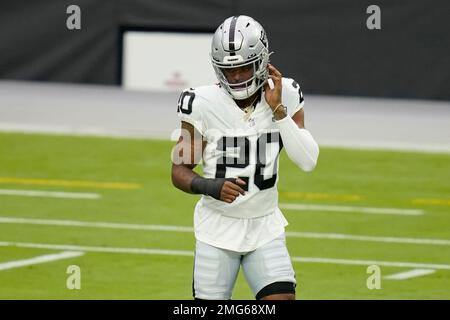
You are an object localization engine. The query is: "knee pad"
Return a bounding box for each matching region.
[256,281,296,300]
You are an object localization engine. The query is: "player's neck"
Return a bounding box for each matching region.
[234,91,260,109]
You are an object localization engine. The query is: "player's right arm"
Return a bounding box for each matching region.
[171,121,246,203]
[170,120,203,193]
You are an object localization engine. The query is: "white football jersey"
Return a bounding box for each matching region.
[177,77,304,251]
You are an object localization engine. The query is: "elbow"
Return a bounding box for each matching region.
[171,164,180,189]
[296,145,319,172]
[298,158,317,172]
[171,172,177,188]
[171,163,194,192]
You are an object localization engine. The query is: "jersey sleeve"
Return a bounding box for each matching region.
[176,88,206,135]
[281,77,305,117]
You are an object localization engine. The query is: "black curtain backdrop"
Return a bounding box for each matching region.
[1,0,449,100]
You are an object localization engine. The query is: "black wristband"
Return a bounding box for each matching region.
[190,176,236,200]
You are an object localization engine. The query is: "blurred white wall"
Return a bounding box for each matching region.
[122,32,217,92]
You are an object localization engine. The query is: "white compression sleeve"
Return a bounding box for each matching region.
[275,115,319,172]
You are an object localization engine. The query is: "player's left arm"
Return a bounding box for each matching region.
[264,64,319,172]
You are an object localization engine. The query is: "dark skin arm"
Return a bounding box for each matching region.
[171,121,246,203]
[170,121,203,194]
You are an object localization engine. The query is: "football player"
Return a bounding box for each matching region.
[171,15,319,300]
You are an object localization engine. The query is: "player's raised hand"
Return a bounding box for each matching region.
[220,178,246,203]
[264,64,283,111]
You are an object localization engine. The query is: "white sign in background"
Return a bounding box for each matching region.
[122,32,217,92]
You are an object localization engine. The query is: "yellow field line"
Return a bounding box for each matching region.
[279,192,363,202]
[412,198,450,207]
[0,177,141,190]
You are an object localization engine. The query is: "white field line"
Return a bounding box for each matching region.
[0,189,100,200]
[279,203,424,216]
[0,123,118,137]
[0,242,193,257]
[0,122,162,140]
[290,257,450,270]
[1,216,449,246]
[285,231,450,246]
[0,251,84,271]
[0,241,449,270]
[384,269,436,280]
[0,217,193,232]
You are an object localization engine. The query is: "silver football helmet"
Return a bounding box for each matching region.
[210,15,271,100]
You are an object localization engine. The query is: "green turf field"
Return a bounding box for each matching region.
[0,132,449,299]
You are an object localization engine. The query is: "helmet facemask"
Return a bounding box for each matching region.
[212,49,270,100]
